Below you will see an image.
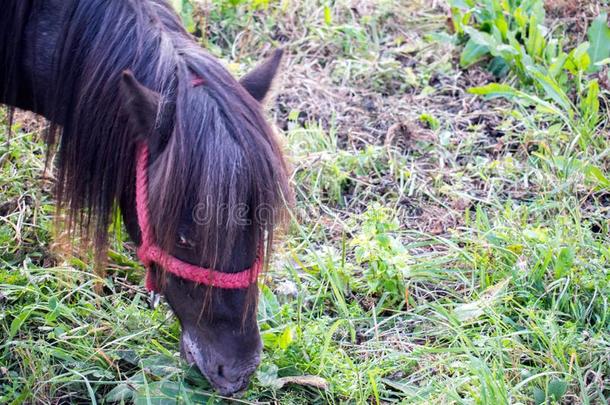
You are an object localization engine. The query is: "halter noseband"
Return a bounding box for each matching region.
[135,77,261,292]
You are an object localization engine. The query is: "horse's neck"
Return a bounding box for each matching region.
[1,0,68,120]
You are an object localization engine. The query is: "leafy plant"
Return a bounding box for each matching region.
[587,13,610,72]
[449,0,547,76]
[450,0,610,152]
[350,204,409,306]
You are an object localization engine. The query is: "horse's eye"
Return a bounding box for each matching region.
[177,234,195,249]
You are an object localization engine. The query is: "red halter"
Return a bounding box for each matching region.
[135,142,261,292]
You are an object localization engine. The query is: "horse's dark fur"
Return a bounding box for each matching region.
[1,0,290,396]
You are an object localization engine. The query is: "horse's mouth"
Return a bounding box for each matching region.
[179,332,254,397]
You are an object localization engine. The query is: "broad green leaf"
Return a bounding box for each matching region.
[587,13,610,72]
[460,38,489,67]
[581,79,600,125]
[257,364,282,388]
[464,27,498,49]
[514,7,527,30]
[546,38,559,61]
[469,83,520,99]
[585,164,610,188]
[453,279,510,321]
[427,31,458,45]
[526,13,548,58]
[9,307,34,340]
[487,57,510,77]
[105,384,135,403]
[490,24,504,43]
[278,326,295,349]
[495,44,519,58]
[494,15,509,39]
[526,65,573,113]
[469,83,562,117]
[259,284,280,321]
[134,381,211,404]
[554,247,574,279]
[548,379,568,401]
[549,52,568,78]
[140,355,182,379]
[533,387,546,405]
[565,42,591,74]
[575,43,592,71]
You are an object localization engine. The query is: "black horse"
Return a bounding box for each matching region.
[0,0,291,396]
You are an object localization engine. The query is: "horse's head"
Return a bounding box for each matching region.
[118,50,288,396]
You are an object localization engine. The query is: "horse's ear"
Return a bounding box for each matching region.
[119,70,160,136]
[239,49,284,103]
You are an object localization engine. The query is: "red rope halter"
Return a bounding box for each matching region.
[135,142,261,292]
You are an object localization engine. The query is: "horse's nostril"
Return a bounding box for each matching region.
[217,364,224,378]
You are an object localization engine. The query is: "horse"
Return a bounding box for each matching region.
[0,0,291,396]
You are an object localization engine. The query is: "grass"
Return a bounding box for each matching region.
[1,0,609,403]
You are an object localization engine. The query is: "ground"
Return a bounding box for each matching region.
[1,0,609,404]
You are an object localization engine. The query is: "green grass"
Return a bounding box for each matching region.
[1,0,609,403]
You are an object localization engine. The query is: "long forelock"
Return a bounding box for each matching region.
[149,51,290,271]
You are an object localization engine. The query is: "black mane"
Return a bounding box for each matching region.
[0,0,290,273]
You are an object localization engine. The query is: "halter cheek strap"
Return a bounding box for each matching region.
[135,142,261,292]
